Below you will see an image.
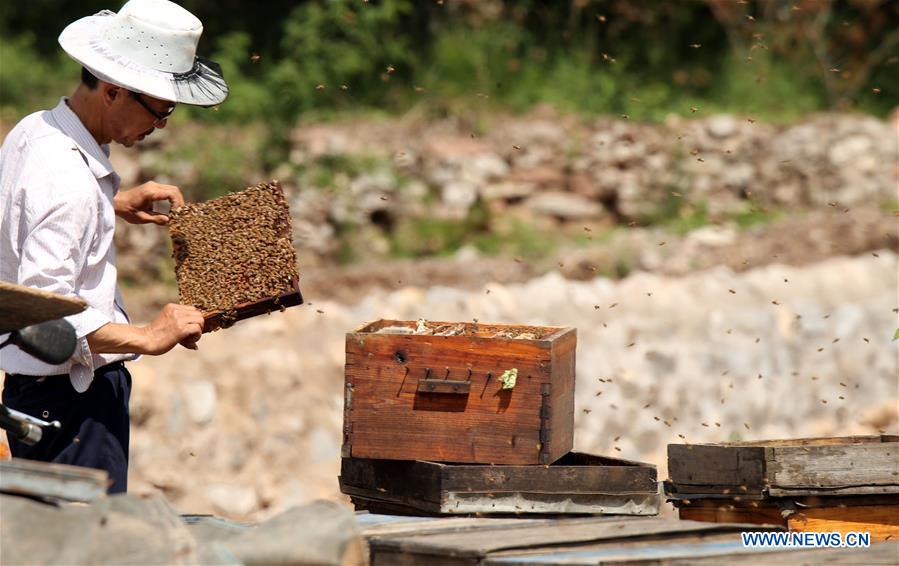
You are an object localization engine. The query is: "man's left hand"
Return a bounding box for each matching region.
[114,181,186,225]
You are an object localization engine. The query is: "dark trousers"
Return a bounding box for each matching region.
[2,363,131,493]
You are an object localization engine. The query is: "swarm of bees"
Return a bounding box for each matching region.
[169,181,300,331]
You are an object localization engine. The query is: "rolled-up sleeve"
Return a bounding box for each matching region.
[18,181,110,372]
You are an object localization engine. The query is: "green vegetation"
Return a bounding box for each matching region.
[2,1,897,125]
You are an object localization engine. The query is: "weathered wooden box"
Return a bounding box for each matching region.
[343,319,576,465]
[339,452,659,516]
[666,435,899,542]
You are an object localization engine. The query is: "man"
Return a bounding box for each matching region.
[0,0,228,493]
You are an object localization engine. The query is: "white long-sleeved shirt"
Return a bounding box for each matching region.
[0,97,136,392]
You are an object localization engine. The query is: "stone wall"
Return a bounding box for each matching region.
[112,111,898,279]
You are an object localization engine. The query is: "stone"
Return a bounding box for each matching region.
[441,180,479,210]
[182,379,217,425]
[707,115,738,138]
[207,483,259,518]
[480,181,536,201]
[307,426,340,464]
[526,191,605,220]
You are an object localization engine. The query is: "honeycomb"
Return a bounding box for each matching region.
[169,180,300,330]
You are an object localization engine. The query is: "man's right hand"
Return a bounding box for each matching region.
[141,303,204,354]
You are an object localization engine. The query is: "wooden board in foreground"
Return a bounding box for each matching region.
[0,281,87,334]
[0,458,108,502]
[358,512,895,564]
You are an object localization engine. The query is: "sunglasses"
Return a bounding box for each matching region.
[128,90,176,126]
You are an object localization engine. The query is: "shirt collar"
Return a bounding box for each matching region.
[50,97,115,180]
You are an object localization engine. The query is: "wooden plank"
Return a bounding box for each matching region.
[341,453,658,516]
[767,442,899,491]
[788,505,899,543]
[0,458,108,502]
[202,277,302,332]
[340,458,445,506]
[345,323,576,465]
[441,492,659,516]
[548,329,576,464]
[0,281,87,333]
[700,435,894,448]
[482,533,789,565]
[442,453,655,494]
[667,444,766,488]
[677,501,785,527]
[358,513,549,566]
[683,542,899,565]
[369,517,779,558]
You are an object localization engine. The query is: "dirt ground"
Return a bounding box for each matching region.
[122,205,897,320]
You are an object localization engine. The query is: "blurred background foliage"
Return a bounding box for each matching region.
[1,0,897,126]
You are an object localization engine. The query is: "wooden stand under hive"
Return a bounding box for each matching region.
[169,180,303,331]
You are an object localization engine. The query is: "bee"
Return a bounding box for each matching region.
[690,106,698,113]
[250,53,261,64]
[689,43,701,49]
[315,84,326,90]
[872,88,881,94]
[512,145,522,150]
[597,15,606,23]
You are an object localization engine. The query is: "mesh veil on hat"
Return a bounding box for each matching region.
[58,0,228,106]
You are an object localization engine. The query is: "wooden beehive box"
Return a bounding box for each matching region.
[169,180,302,331]
[665,435,899,542]
[339,452,659,516]
[343,319,576,465]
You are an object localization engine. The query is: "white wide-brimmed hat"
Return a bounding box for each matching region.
[59,0,228,106]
